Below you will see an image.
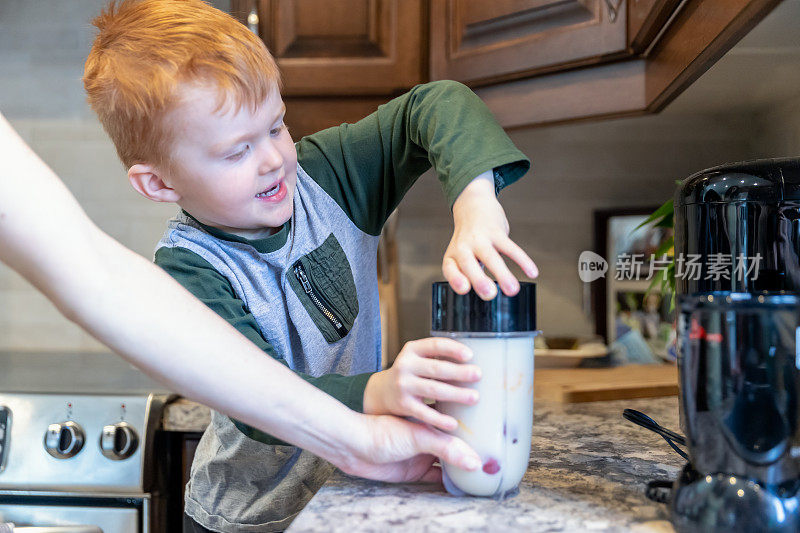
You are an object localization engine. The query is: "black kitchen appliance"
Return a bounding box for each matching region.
[671,158,800,532]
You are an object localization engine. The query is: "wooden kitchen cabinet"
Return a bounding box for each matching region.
[231,0,781,134]
[240,0,425,96]
[239,0,639,93]
[475,0,781,129]
[429,0,630,87]
[627,0,683,52]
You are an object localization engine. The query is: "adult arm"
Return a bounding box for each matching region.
[0,113,481,480]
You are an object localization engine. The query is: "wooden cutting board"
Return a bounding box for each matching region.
[534,364,678,403]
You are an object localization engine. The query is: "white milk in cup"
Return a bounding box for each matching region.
[431,281,537,499]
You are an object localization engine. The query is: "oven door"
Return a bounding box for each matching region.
[0,503,139,533]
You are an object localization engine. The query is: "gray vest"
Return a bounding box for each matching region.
[156,164,382,532]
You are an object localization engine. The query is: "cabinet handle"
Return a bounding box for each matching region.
[605,0,623,23]
[247,8,259,34]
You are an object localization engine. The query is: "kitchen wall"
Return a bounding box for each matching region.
[751,94,800,157]
[0,0,226,352]
[0,0,784,353]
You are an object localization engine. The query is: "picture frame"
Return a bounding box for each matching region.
[592,207,675,360]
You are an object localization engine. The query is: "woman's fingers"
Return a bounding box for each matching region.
[415,462,443,483]
[406,398,459,432]
[411,426,481,471]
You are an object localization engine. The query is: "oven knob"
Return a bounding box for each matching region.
[100,422,139,460]
[44,421,85,459]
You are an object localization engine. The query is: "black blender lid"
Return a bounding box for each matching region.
[676,157,800,206]
[431,281,536,333]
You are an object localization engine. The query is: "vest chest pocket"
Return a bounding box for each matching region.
[288,233,359,343]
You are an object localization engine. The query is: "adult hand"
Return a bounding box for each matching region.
[339,413,482,483]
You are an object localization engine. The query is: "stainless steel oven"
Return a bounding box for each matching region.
[0,392,172,532]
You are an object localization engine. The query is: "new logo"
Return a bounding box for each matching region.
[578,251,608,282]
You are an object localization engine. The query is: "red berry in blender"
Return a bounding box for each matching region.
[482,458,500,474]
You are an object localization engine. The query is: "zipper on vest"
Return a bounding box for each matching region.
[293,262,347,339]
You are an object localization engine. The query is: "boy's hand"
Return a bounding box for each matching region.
[363,337,481,432]
[444,171,538,300]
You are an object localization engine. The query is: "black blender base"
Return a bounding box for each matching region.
[670,464,800,533]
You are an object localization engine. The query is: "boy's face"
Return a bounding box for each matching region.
[163,82,297,239]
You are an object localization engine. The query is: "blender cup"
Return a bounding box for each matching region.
[431,281,537,498]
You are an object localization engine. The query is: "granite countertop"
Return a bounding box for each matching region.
[288,397,684,533]
[162,398,211,431]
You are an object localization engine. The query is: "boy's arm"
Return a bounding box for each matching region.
[154,246,372,446]
[296,80,530,237]
[296,80,537,298]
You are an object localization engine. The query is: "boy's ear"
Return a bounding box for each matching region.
[128,164,181,203]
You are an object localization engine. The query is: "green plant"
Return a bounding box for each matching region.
[635,197,676,311]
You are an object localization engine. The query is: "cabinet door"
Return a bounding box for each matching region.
[430,0,629,86]
[253,0,424,96]
[627,0,682,53]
